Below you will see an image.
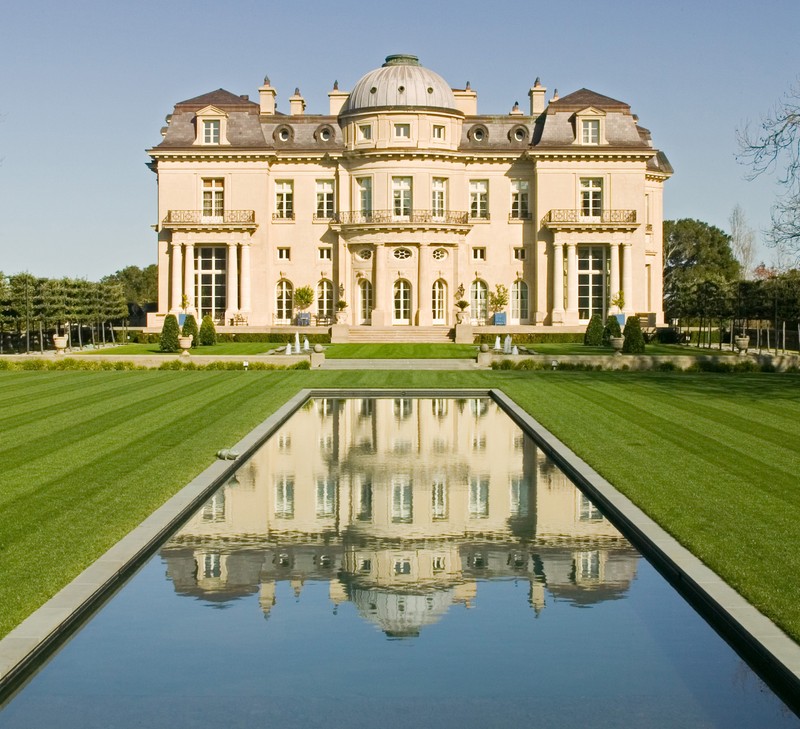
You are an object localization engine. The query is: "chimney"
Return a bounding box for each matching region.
[528,77,546,115]
[259,76,277,115]
[453,81,477,116]
[328,80,349,116]
[289,87,306,116]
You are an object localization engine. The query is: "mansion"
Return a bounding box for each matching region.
[147,54,672,333]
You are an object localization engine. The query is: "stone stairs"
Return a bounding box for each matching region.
[344,326,454,343]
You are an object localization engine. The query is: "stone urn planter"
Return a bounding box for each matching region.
[735,336,750,354]
[53,335,68,354]
[336,310,348,324]
[179,334,193,355]
[456,309,470,324]
[610,336,625,355]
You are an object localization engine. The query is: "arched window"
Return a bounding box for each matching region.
[512,280,529,322]
[359,279,373,324]
[470,280,488,322]
[276,280,293,323]
[393,279,412,325]
[317,279,333,320]
[432,280,446,324]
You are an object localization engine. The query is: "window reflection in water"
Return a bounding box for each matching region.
[163,398,637,638]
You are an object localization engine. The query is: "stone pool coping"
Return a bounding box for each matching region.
[1,388,799,711]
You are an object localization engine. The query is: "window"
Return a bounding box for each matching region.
[510,180,529,219]
[358,479,373,521]
[393,398,413,419]
[470,280,488,320]
[196,246,226,322]
[316,476,336,518]
[432,248,447,260]
[578,550,601,580]
[359,279,373,324]
[432,124,445,140]
[277,247,290,261]
[357,177,372,215]
[201,491,225,522]
[315,180,335,219]
[472,247,486,261]
[392,177,412,219]
[579,493,603,521]
[512,280,529,321]
[469,476,489,518]
[274,181,294,219]
[470,180,488,219]
[394,247,412,260]
[514,247,526,261]
[392,476,413,523]
[203,119,220,144]
[580,178,602,218]
[202,553,222,579]
[432,556,445,572]
[202,179,224,219]
[275,475,294,519]
[318,247,332,261]
[358,248,372,261]
[582,119,600,145]
[432,477,447,520]
[394,123,411,139]
[432,279,446,324]
[317,279,334,319]
[275,279,293,322]
[578,246,607,320]
[510,477,530,517]
[394,559,412,575]
[358,124,372,141]
[432,178,447,218]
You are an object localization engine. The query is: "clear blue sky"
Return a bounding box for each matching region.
[1,0,798,279]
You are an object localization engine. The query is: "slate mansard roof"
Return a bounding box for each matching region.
[152,62,670,170]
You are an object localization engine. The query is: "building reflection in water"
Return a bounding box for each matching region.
[161,398,638,637]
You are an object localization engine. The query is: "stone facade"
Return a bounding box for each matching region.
[147,55,672,330]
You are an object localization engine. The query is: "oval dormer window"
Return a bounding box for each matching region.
[394,248,412,260]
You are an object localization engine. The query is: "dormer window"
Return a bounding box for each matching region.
[194,105,229,146]
[574,107,606,146]
[394,123,411,140]
[203,120,220,144]
[358,124,372,141]
[432,124,445,140]
[582,119,600,144]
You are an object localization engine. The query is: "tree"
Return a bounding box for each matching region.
[738,80,800,255]
[584,314,603,346]
[602,315,622,346]
[488,284,509,313]
[622,315,645,354]
[729,204,756,277]
[101,264,158,309]
[160,314,180,352]
[294,285,314,311]
[663,219,740,320]
[198,314,217,346]
[182,314,199,347]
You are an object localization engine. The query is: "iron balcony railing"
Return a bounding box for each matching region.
[333,209,469,225]
[163,210,255,224]
[542,209,637,224]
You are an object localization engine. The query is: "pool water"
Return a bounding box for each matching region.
[2,397,797,728]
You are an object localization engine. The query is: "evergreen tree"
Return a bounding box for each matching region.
[602,315,622,346]
[583,313,603,346]
[160,314,181,352]
[198,314,217,346]
[182,314,199,347]
[622,315,646,353]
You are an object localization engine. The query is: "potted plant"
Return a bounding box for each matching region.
[294,285,314,325]
[178,333,193,355]
[488,284,509,326]
[454,283,470,324]
[735,334,750,354]
[336,299,348,324]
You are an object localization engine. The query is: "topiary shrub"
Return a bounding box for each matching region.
[584,314,604,346]
[159,314,180,352]
[622,316,645,354]
[602,315,622,346]
[181,314,199,347]
[198,315,217,346]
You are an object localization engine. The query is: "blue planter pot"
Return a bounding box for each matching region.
[493,312,507,326]
[296,312,311,326]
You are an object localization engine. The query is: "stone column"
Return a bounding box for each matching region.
[170,241,183,314]
[551,240,564,323]
[225,242,239,323]
[371,243,387,326]
[183,242,195,316]
[566,242,578,322]
[609,242,620,312]
[417,245,432,326]
[622,242,634,316]
[240,241,252,314]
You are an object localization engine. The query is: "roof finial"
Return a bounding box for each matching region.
[534,76,541,87]
[552,88,559,101]
[466,81,471,90]
[513,101,519,110]
[333,79,339,90]
[263,75,270,86]
[294,87,301,96]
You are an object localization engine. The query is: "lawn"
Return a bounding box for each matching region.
[324,343,477,358]
[1,369,799,648]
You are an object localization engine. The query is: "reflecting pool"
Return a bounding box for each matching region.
[2,397,798,728]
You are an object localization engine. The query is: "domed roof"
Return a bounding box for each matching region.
[340,54,458,115]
